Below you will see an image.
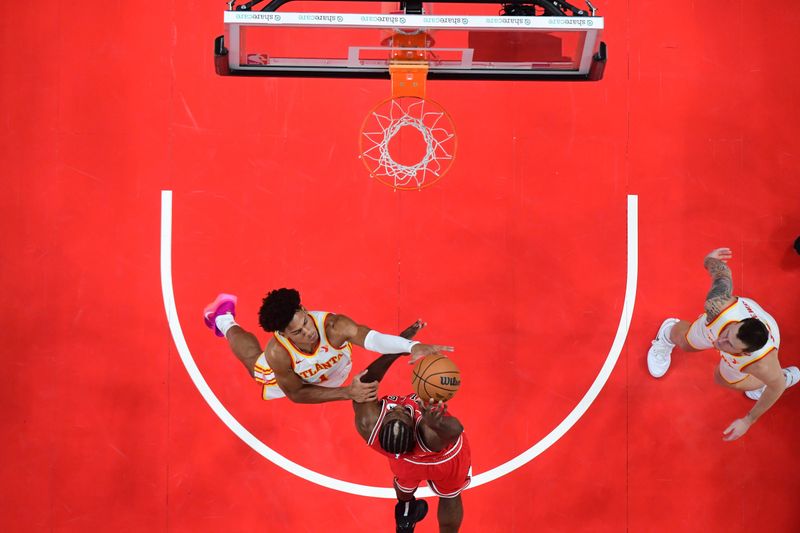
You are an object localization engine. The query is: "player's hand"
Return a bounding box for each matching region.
[705,248,733,262]
[399,319,426,340]
[409,343,454,363]
[416,397,447,428]
[722,416,752,441]
[347,370,379,403]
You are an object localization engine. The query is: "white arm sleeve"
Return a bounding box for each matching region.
[363,330,420,354]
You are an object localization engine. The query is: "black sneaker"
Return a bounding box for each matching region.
[395,498,428,532]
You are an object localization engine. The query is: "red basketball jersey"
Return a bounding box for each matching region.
[367,394,465,465]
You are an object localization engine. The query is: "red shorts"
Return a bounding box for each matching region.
[389,434,472,498]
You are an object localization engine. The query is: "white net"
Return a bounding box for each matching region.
[359,97,456,190]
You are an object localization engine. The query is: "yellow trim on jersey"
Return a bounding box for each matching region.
[321,312,350,350]
[274,313,322,358]
[706,298,739,327]
[319,311,331,345]
[739,347,775,372]
[715,320,737,339]
[720,372,749,385]
[272,335,300,371]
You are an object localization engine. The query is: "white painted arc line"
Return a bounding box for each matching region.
[160,191,395,497]
[160,190,639,498]
[470,194,638,486]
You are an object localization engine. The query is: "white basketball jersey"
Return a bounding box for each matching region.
[703,297,780,374]
[272,311,353,385]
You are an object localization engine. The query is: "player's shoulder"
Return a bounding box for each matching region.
[265,337,291,366]
[324,312,357,333]
[738,296,770,314]
[323,311,342,325]
[743,348,781,379]
[705,295,738,321]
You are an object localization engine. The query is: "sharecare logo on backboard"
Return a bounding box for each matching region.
[360,15,406,24]
[486,17,532,26]
[422,16,468,25]
[298,14,344,22]
[547,18,594,26]
[234,12,281,21]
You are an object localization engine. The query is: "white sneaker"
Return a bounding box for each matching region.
[647,318,679,378]
[785,366,800,388]
[745,366,800,400]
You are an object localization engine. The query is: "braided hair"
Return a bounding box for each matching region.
[379,418,415,455]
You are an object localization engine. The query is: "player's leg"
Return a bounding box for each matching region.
[667,320,703,352]
[716,364,800,400]
[437,495,463,533]
[714,365,764,391]
[648,317,707,378]
[427,447,470,533]
[423,435,472,533]
[224,325,263,374]
[203,293,261,374]
[394,481,416,502]
[393,478,428,533]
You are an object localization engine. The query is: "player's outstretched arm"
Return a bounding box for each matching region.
[331,314,454,362]
[265,341,377,404]
[703,247,736,320]
[417,399,464,452]
[361,320,426,383]
[352,321,424,442]
[723,352,786,441]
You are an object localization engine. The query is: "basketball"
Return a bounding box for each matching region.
[411,355,461,402]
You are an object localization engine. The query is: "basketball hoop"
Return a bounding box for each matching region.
[359,30,456,190]
[359,96,456,190]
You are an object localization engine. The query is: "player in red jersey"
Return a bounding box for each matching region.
[352,322,470,533]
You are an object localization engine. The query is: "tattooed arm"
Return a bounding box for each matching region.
[703,248,736,321]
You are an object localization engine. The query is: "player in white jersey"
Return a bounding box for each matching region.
[647,248,799,441]
[203,288,453,404]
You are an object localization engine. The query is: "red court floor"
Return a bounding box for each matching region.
[2,1,800,532]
